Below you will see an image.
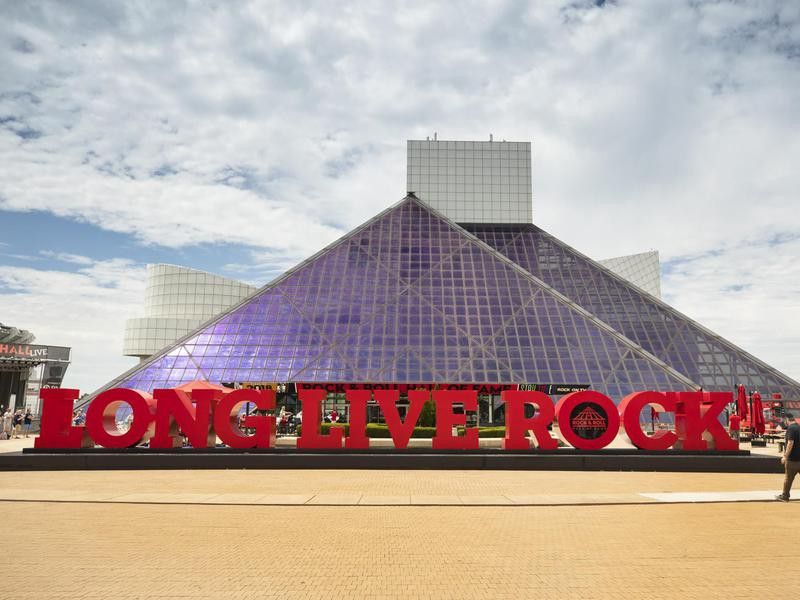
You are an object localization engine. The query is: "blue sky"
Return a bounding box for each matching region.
[1,0,799,392]
[0,210,273,280]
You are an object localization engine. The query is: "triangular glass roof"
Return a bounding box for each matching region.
[98,196,697,399]
[463,223,800,399]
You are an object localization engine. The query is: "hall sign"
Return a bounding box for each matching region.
[34,387,739,452]
[0,344,49,359]
[0,344,71,362]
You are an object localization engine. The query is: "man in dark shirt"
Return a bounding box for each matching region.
[777,411,800,502]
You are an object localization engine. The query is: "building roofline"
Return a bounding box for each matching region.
[411,199,701,391]
[82,195,416,403]
[90,194,699,402]
[526,224,800,391]
[145,263,258,286]
[406,139,531,144]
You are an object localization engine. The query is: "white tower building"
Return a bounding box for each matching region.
[407,138,533,223]
[123,264,256,360]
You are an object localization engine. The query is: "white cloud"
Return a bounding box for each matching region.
[39,251,94,265]
[663,235,800,381]
[1,1,796,256]
[1,0,799,386]
[0,259,146,393]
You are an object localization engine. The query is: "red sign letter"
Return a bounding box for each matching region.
[34,388,91,449]
[501,390,558,450]
[432,390,479,450]
[619,391,677,451]
[150,389,213,449]
[377,390,427,449]
[556,390,620,450]
[86,388,154,449]
[675,391,737,451]
[297,389,343,449]
[344,390,370,449]
[213,388,276,449]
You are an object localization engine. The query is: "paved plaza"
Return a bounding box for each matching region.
[2,468,798,599]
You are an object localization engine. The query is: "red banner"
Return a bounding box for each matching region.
[296,382,518,394]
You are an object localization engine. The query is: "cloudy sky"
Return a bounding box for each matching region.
[1,0,798,393]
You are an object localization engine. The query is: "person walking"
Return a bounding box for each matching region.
[23,409,33,437]
[776,411,800,502]
[2,408,12,440]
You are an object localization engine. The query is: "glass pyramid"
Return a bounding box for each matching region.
[100,196,698,400]
[463,223,800,399]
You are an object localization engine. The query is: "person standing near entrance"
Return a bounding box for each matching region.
[776,411,800,502]
[278,406,287,435]
[11,410,22,438]
[23,409,32,437]
[729,413,741,442]
[2,408,12,440]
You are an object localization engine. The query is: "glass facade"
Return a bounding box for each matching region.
[104,196,698,400]
[464,223,800,399]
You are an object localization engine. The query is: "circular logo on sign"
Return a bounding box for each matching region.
[569,401,609,440]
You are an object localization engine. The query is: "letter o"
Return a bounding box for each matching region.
[86,388,153,448]
[555,390,620,450]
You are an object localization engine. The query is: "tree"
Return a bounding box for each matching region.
[418,399,436,427]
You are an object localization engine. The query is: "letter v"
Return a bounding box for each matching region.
[376,390,427,449]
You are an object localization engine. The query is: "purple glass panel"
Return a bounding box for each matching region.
[466,223,800,399]
[104,197,701,401]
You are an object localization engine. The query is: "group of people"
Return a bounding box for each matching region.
[234,406,303,436]
[1,407,33,440]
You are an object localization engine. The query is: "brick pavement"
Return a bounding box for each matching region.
[0,468,791,496]
[0,470,791,506]
[2,469,799,599]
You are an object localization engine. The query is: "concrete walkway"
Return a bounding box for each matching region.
[0,487,788,506]
[0,469,792,506]
[0,435,36,453]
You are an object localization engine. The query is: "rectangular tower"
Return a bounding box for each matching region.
[406,139,532,223]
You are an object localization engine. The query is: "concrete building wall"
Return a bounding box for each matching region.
[123,264,256,359]
[598,251,661,299]
[407,139,533,223]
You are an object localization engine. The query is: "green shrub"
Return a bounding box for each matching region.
[295,423,438,438]
[293,423,567,445]
[365,424,439,438]
[478,426,507,438]
[364,423,393,438]
[295,422,349,437]
[408,425,438,439]
[456,426,507,438]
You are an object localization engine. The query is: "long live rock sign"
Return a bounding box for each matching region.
[35,387,738,452]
